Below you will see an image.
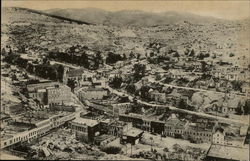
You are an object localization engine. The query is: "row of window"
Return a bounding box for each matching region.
[72,124,88,133]
[166,129,212,137]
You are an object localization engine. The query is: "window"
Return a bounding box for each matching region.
[4,142,7,146]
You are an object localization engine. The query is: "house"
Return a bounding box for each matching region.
[207,77,216,88]
[78,87,109,101]
[220,97,241,114]
[112,103,131,115]
[92,77,107,88]
[184,124,213,144]
[164,118,186,138]
[121,128,144,145]
[149,90,166,103]
[212,126,225,145]
[63,68,92,86]
[241,83,250,95]
[70,117,100,143]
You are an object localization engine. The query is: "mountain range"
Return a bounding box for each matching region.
[44,8,226,27]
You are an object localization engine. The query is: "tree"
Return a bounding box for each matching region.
[67,79,76,92]
[102,146,121,154]
[189,49,195,56]
[150,137,154,151]
[177,99,187,109]
[109,76,123,89]
[235,102,243,115]
[126,84,136,94]
[137,54,141,59]
[106,52,123,64]
[243,100,250,115]
[229,53,235,57]
[133,64,146,82]
[129,51,135,59]
[80,52,89,68]
[140,85,150,100]
[57,65,64,82]
[201,61,208,73]
[48,66,59,81]
[123,53,127,60]
[232,80,243,91]
[94,51,103,69]
[173,52,180,57]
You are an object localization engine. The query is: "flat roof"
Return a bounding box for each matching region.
[125,128,143,137]
[71,117,99,127]
[94,134,115,142]
[207,144,249,161]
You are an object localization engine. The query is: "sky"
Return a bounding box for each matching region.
[2,0,250,20]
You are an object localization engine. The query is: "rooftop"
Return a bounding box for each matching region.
[67,68,85,77]
[125,128,143,137]
[71,117,99,127]
[207,144,249,161]
[94,134,115,142]
[17,110,71,124]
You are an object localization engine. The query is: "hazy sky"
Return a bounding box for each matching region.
[2,0,250,20]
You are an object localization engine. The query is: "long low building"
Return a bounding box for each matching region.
[205,144,249,161]
[1,111,76,149]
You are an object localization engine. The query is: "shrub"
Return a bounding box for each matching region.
[101,146,121,154]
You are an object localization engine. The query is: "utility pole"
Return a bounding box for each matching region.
[130,143,132,156]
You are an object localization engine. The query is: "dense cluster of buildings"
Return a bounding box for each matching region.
[69,114,143,146]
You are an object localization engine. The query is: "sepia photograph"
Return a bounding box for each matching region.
[1,0,249,160]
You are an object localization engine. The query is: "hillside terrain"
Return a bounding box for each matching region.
[1,7,249,67]
[44,8,225,26]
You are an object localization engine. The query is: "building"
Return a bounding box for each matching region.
[205,144,249,161]
[212,126,225,145]
[92,77,107,88]
[78,87,108,100]
[119,113,143,129]
[70,117,100,143]
[26,81,71,106]
[1,111,76,149]
[164,119,213,143]
[108,121,132,137]
[2,103,23,115]
[119,113,165,135]
[149,90,166,103]
[164,118,186,138]
[241,83,250,95]
[46,85,71,106]
[94,134,116,147]
[49,104,77,112]
[121,128,144,145]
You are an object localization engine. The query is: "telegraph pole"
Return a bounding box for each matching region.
[130,143,132,156]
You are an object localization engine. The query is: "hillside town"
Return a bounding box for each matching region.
[1,5,250,161]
